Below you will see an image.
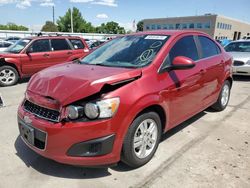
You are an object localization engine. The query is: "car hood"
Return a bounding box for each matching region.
[229,52,250,62]
[0,51,19,57]
[27,63,142,106]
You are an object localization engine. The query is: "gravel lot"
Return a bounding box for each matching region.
[0,76,250,188]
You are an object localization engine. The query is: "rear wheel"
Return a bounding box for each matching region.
[0,66,19,87]
[211,80,231,111]
[122,111,162,168]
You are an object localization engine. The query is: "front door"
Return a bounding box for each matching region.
[20,39,51,75]
[162,35,207,128]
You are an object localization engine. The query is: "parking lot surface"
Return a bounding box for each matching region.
[0,77,250,188]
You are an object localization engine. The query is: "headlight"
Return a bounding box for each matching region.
[95,97,120,118]
[84,103,99,119]
[85,97,120,119]
[65,97,120,120]
[66,105,84,120]
[246,60,250,65]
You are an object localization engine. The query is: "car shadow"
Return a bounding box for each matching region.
[14,136,112,179]
[15,111,207,177]
[233,75,250,82]
[19,77,30,84]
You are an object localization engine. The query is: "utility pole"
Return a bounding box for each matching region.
[71,7,74,33]
[52,6,55,24]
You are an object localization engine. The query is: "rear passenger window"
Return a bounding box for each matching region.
[198,36,221,58]
[70,39,85,49]
[51,39,71,51]
[169,36,199,63]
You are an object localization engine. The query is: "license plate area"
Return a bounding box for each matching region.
[19,122,35,146]
[18,117,47,150]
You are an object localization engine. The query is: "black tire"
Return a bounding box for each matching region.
[211,80,231,111]
[122,111,162,168]
[0,66,19,87]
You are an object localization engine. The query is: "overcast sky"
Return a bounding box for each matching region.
[0,0,250,31]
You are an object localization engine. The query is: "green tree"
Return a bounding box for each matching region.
[57,7,95,33]
[96,22,125,34]
[137,21,144,31]
[41,21,58,32]
[0,23,28,31]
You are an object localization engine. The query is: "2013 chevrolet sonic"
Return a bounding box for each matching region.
[18,30,233,168]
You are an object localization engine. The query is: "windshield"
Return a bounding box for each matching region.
[5,39,31,53]
[225,42,250,52]
[80,35,169,68]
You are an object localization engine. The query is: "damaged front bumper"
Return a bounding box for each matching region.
[17,105,121,166]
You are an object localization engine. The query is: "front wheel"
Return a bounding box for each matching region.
[211,80,231,111]
[122,111,162,168]
[0,66,19,87]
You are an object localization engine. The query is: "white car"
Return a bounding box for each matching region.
[0,41,13,52]
[225,40,250,75]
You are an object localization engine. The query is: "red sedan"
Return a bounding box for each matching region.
[18,30,233,168]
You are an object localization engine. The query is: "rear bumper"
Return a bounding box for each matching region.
[17,105,122,166]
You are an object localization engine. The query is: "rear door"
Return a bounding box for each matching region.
[68,38,90,59]
[162,35,207,128]
[196,35,224,107]
[48,38,73,64]
[20,39,52,75]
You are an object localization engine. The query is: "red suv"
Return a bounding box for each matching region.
[18,31,233,168]
[0,36,90,86]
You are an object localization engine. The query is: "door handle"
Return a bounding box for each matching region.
[200,69,206,74]
[67,51,73,55]
[43,53,49,57]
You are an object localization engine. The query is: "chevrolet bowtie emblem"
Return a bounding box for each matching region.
[24,116,32,124]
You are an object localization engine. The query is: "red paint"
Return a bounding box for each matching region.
[18,30,233,166]
[0,36,89,78]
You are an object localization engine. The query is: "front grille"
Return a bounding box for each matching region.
[233,61,245,66]
[23,100,60,122]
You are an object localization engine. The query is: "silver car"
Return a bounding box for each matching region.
[225,40,250,76]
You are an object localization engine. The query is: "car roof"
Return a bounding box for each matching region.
[0,40,13,44]
[24,35,83,40]
[131,30,210,37]
[230,40,250,43]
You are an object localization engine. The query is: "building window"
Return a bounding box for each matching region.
[197,23,202,29]
[189,23,195,29]
[217,22,220,28]
[151,25,156,30]
[157,25,161,29]
[182,23,187,29]
[204,22,211,29]
[169,24,174,29]
[146,25,150,30]
[163,24,168,29]
[176,23,181,29]
[220,23,223,29]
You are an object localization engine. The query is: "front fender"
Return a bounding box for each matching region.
[0,57,22,77]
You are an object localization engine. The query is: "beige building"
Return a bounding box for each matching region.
[143,14,250,40]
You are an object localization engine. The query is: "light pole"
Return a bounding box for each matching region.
[71,7,74,33]
[52,6,55,24]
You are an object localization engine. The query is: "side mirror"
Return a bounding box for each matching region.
[26,47,33,54]
[172,56,195,70]
[26,49,31,54]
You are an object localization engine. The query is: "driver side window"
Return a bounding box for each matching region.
[169,36,199,64]
[29,39,51,53]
